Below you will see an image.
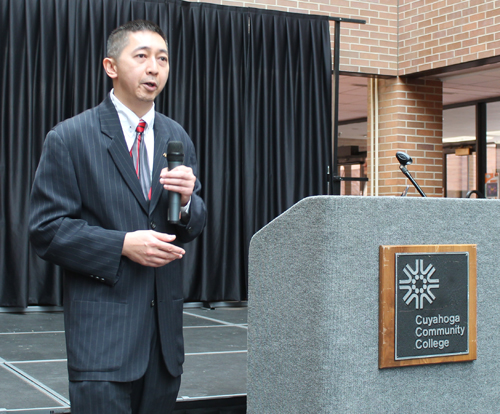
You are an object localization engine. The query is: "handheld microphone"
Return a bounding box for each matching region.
[166,141,184,223]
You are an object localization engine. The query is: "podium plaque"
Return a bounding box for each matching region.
[379,244,477,368]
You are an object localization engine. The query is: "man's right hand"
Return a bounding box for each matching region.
[122,230,185,267]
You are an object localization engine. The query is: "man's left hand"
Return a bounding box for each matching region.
[159,165,195,206]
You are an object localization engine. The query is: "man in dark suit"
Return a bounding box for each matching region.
[29,20,206,413]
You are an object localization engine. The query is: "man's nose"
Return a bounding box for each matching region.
[147,57,159,74]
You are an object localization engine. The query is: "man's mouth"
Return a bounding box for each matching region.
[143,81,157,90]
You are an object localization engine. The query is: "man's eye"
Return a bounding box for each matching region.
[136,54,146,59]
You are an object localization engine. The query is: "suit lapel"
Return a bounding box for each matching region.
[99,96,149,214]
[150,115,172,214]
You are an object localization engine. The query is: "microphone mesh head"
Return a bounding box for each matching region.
[167,141,184,155]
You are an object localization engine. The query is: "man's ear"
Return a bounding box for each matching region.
[103,57,118,79]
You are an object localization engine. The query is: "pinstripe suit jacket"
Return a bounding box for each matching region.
[29,96,206,382]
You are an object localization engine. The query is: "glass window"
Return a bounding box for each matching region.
[443,106,476,198]
[446,153,476,198]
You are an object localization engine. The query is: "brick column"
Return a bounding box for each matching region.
[367,77,443,197]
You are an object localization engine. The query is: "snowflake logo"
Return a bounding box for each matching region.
[399,259,440,309]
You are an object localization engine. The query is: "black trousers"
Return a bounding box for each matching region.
[69,312,181,414]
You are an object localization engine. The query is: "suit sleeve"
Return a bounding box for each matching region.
[29,130,126,285]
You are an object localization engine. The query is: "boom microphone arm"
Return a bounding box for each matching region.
[395,151,426,197]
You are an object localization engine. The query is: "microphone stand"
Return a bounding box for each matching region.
[399,165,426,197]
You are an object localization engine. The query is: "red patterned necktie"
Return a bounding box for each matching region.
[130,119,152,200]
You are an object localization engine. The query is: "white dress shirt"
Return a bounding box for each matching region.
[109,90,191,213]
[110,90,155,178]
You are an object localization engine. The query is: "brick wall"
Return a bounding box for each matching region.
[367,78,443,196]
[399,0,500,75]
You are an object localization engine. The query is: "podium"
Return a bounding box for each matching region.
[247,196,500,413]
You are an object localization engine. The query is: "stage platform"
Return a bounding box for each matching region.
[0,306,247,413]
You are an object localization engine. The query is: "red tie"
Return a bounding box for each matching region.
[130,119,151,200]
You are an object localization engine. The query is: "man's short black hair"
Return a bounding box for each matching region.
[107,20,167,59]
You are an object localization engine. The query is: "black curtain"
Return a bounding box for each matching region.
[0,0,331,306]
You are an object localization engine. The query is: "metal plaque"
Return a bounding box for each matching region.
[379,244,477,369]
[395,252,469,360]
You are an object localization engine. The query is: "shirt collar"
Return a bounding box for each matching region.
[109,89,155,131]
